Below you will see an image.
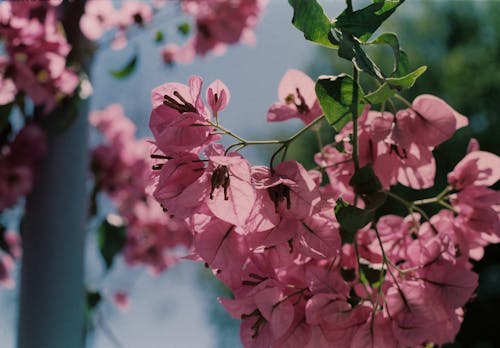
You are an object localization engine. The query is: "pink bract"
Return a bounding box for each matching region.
[267,69,322,125]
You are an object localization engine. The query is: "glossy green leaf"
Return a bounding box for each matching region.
[288,0,339,48]
[334,0,405,42]
[109,54,138,79]
[177,22,190,36]
[315,74,363,131]
[386,65,427,89]
[98,215,127,270]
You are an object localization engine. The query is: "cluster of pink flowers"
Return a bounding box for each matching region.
[0,0,78,113]
[0,228,22,289]
[162,0,267,64]
[80,0,266,64]
[80,0,156,50]
[0,123,47,213]
[90,104,191,274]
[148,71,499,347]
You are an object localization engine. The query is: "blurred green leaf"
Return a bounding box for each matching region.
[154,30,165,43]
[315,74,363,131]
[334,0,405,42]
[109,54,138,79]
[98,215,127,270]
[288,0,339,48]
[177,22,190,36]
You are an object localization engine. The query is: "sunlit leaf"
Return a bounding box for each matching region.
[334,0,405,42]
[288,0,339,48]
[315,74,363,131]
[386,65,427,89]
[365,82,396,104]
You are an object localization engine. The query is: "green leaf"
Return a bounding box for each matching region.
[393,49,410,77]
[85,290,102,322]
[363,191,387,211]
[368,32,401,74]
[359,263,385,288]
[109,54,138,79]
[338,32,355,60]
[0,102,13,124]
[364,82,396,104]
[0,225,10,255]
[340,268,356,282]
[386,65,427,89]
[288,0,339,48]
[154,30,164,43]
[349,165,382,195]
[177,22,190,36]
[334,0,405,42]
[98,215,127,270]
[336,201,374,244]
[315,74,363,131]
[353,43,384,79]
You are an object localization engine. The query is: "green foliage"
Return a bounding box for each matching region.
[109,54,138,79]
[359,263,385,288]
[97,215,127,270]
[177,22,190,36]
[315,74,363,131]
[385,65,427,89]
[154,30,165,43]
[334,0,405,42]
[288,0,338,48]
[335,201,374,244]
[349,165,382,195]
[365,66,427,104]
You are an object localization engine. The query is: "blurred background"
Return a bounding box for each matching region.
[1,1,499,347]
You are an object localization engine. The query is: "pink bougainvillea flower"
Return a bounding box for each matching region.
[252,161,321,220]
[117,0,153,28]
[206,79,230,115]
[192,213,249,278]
[149,75,221,156]
[112,291,130,311]
[410,94,462,147]
[267,69,322,125]
[0,252,15,289]
[79,0,117,40]
[90,103,136,143]
[205,151,256,227]
[448,150,500,190]
[0,57,16,105]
